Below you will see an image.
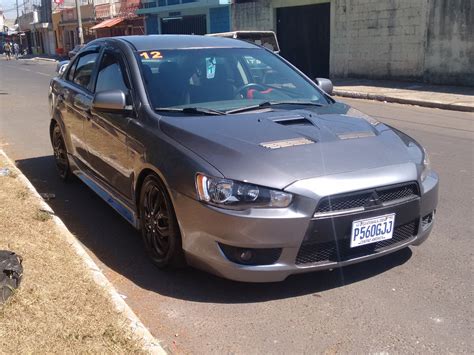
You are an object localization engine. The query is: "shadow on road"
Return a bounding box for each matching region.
[16,155,413,304]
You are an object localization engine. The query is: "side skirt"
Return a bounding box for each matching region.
[70,157,140,230]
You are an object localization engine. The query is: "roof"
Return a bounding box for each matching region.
[91,17,125,30]
[115,35,259,51]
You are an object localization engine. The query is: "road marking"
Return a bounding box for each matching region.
[2,64,52,77]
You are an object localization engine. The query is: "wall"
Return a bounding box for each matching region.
[330,0,429,81]
[232,0,273,30]
[423,0,474,85]
[232,0,473,85]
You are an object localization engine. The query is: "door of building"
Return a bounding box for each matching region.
[161,14,207,35]
[276,3,330,79]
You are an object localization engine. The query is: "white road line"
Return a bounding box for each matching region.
[2,64,51,77]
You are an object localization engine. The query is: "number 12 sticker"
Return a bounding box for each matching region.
[140,51,163,59]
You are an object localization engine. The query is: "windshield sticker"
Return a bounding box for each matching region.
[140,51,163,60]
[206,57,216,79]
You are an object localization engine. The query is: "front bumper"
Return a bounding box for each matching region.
[172,165,439,282]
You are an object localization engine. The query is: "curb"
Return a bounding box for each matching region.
[333,89,474,112]
[0,149,167,355]
[31,57,58,63]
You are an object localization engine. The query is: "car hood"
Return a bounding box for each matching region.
[160,105,422,189]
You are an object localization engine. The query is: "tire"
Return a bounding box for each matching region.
[51,124,71,181]
[139,174,186,268]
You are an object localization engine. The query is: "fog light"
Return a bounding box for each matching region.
[239,250,253,262]
[421,210,435,230]
[218,243,282,266]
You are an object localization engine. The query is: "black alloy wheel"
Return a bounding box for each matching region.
[139,174,185,268]
[52,124,70,181]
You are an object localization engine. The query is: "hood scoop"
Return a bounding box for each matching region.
[260,137,315,149]
[272,115,314,126]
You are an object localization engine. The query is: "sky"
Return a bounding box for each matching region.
[1,0,29,19]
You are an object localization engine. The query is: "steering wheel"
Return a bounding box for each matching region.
[236,83,268,99]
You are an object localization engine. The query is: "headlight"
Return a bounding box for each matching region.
[421,148,431,181]
[196,174,293,210]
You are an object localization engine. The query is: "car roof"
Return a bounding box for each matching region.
[111,35,260,51]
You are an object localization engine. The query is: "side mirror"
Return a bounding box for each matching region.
[92,90,128,112]
[58,63,68,75]
[315,78,333,95]
[56,60,69,75]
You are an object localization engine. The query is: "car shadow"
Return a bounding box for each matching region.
[16,155,413,304]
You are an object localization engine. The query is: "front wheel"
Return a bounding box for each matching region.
[139,174,186,268]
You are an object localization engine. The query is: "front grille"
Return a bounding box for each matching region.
[315,182,419,214]
[296,220,418,265]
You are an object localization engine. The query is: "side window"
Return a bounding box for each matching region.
[66,58,78,82]
[72,52,100,90]
[95,51,129,94]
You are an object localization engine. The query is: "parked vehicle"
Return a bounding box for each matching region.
[207,31,280,53]
[55,60,70,75]
[48,35,438,282]
[68,44,85,59]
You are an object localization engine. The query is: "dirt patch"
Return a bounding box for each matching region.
[0,155,145,353]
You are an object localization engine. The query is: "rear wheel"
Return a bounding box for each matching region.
[139,174,185,268]
[51,124,70,181]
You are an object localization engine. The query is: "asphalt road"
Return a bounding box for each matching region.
[0,58,472,354]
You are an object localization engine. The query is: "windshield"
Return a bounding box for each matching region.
[137,48,329,112]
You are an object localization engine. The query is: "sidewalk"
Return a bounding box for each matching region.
[0,150,164,353]
[333,79,474,112]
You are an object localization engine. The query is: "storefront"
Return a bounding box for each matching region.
[58,5,96,52]
[92,17,144,38]
[137,0,230,35]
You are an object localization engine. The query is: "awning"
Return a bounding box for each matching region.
[91,17,125,30]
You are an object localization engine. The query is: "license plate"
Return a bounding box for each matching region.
[350,213,396,248]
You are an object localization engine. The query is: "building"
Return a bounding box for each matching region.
[92,0,144,38]
[232,0,474,86]
[57,2,96,52]
[137,0,231,35]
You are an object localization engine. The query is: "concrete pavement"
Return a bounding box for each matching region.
[334,78,474,112]
[0,58,473,354]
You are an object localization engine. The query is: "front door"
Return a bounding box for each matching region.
[84,47,134,200]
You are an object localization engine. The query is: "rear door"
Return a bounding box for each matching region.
[84,46,134,200]
[60,48,101,164]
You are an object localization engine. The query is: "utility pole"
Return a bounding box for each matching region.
[15,0,22,46]
[75,0,84,45]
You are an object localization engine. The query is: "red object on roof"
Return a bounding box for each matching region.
[91,17,125,30]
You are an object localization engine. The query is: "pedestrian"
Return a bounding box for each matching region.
[3,42,12,60]
[13,42,20,60]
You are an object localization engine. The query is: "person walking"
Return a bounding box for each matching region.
[13,42,20,60]
[3,42,12,60]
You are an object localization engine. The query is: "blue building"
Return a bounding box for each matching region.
[137,0,231,35]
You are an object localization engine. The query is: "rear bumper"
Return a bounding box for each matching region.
[172,169,438,283]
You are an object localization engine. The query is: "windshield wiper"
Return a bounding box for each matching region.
[226,101,324,114]
[154,107,226,116]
